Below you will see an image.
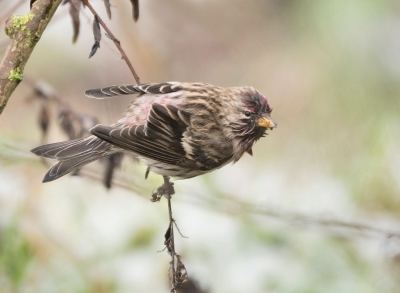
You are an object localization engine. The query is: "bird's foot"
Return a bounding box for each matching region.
[151,176,175,202]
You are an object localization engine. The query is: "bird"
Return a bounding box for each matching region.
[31,82,277,198]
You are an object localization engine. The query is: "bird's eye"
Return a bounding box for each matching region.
[244,111,251,117]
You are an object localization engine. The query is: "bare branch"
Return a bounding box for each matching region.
[82,0,141,84]
[183,193,400,239]
[150,175,187,291]
[0,0,62,115]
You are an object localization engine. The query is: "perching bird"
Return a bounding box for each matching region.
[31,82,276,197]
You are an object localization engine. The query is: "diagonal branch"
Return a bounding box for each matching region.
[82,0,141,84]
[0,0,62,115]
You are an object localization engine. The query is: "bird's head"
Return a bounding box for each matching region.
[228,87,277,162]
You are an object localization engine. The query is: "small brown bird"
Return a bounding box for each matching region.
[31,82,276,196]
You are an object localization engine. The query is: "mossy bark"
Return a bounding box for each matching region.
[0,0,62,115]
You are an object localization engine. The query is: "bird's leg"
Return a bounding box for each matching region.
[150,176,175,202]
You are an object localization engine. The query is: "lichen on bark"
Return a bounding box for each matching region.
[0,0,62,115]
[8,68,23,82]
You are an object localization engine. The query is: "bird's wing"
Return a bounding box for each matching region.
[90,103,194,167]
[85,82,183,99]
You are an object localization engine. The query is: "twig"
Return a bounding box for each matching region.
[164,197,188,291]
[167,197,177,293]
[0,0,62,115]
[183,193,400,239]
[149,175,187,291]
[82,0,141,84]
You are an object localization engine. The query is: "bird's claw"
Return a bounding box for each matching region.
[150,177,175,202]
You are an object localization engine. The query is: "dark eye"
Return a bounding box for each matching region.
[244,111,251,117]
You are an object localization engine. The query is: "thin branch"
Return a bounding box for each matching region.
[89,170,400,239]
[0,0,62,115]
[167,197,177,293]
[165,197,188,291]
[82,0,141,84]
[183,193,400,239]
[148,175,187,290]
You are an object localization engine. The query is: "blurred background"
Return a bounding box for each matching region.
[1,0,400,292]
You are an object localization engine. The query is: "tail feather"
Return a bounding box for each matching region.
[31,136,113,182]
[43,153,105,182]
[31,139,87,159]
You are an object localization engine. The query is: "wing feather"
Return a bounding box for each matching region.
[85,82,182,99]
[90,104,194,167]
[31,137,110,160]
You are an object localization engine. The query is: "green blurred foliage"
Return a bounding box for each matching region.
[0,221,33,291]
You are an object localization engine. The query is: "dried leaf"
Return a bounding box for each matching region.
[93,16,101,43]
[164,223,172,247]
[145,166,150,179]
[33,81,58,101]
[130,0,139,21]
[175,255,188,287]
[103,0,112,19]
[39,105,50,136]
[69,0,81,43]
[89,16,101,58]
[103,152,124,189]
[58,104,78,139]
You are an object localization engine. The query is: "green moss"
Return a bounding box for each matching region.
[25,34,34,47]
[6,27,14,37]
[11,14,34,31]
[8,68,23,82]
[6,14,35,39]
[32,32,41,45]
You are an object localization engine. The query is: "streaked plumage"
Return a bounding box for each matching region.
[31,82,276,183]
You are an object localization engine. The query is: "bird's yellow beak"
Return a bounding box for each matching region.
[257,116,277,129]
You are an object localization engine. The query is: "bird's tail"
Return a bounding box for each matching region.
[31,136,113,182]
